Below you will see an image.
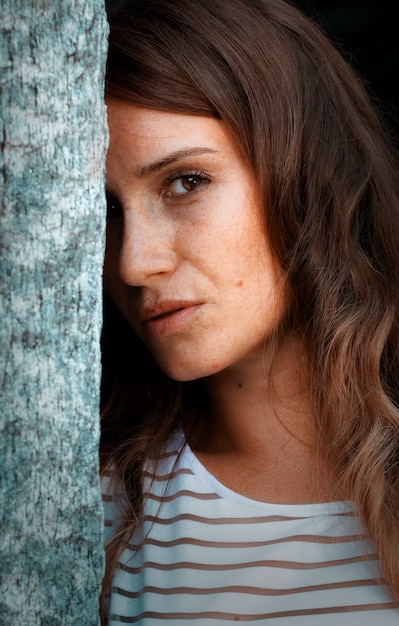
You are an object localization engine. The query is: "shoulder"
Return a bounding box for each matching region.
[101,428,189,540]
[101,467,121,543]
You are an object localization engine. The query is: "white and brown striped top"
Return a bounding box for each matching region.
[103,429,399,624]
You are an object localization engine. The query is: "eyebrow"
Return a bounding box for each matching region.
[134,147,217,178]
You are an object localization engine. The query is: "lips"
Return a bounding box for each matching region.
[140,300,198,322]
[139,300,202,336]
[149,307,185,320]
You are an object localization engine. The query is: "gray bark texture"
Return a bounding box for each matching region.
[0,1,108,624]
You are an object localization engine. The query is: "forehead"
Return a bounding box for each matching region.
[106,100,244,166]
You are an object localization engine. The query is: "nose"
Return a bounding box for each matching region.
[118,203,178,287]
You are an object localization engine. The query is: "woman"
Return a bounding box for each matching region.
[101,0,399,623]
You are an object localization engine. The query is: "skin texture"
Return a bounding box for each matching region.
[105,101,286,382]
[105,101,331,503]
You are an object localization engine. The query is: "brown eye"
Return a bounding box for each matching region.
[165,172,210,197]
[181,175,201,191]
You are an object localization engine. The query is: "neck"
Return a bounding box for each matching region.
[195,337,312,451]
[187,337,335,503]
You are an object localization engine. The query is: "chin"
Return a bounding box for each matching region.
[160,366,208,383]
[157,357,224,383]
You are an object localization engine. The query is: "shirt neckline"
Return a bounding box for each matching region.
[170,427,354,516]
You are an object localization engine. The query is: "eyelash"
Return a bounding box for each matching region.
[106,169,210,219]
[162,169,210,198]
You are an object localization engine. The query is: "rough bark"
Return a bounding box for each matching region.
[0,1,108,624]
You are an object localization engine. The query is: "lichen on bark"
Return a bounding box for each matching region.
[0,1,108,624]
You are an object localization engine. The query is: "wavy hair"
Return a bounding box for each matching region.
[101,0,399,615]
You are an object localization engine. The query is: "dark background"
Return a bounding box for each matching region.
[292,0,399,137]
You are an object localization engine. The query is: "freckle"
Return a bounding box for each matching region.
[236,279,243,287]
[237,383,243,388]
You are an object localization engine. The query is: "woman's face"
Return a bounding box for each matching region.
[105,101,286,381]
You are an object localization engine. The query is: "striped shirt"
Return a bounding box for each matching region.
[103,429,399,624]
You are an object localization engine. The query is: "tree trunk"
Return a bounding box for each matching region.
[0,1,108,624]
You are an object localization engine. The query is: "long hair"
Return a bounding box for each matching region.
[102,0,399,613]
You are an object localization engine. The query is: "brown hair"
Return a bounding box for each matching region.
[102,0,399,615]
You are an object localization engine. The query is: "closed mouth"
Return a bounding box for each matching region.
[139,302,202,336]
[150,307,185,321]
[140,301,199,323]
